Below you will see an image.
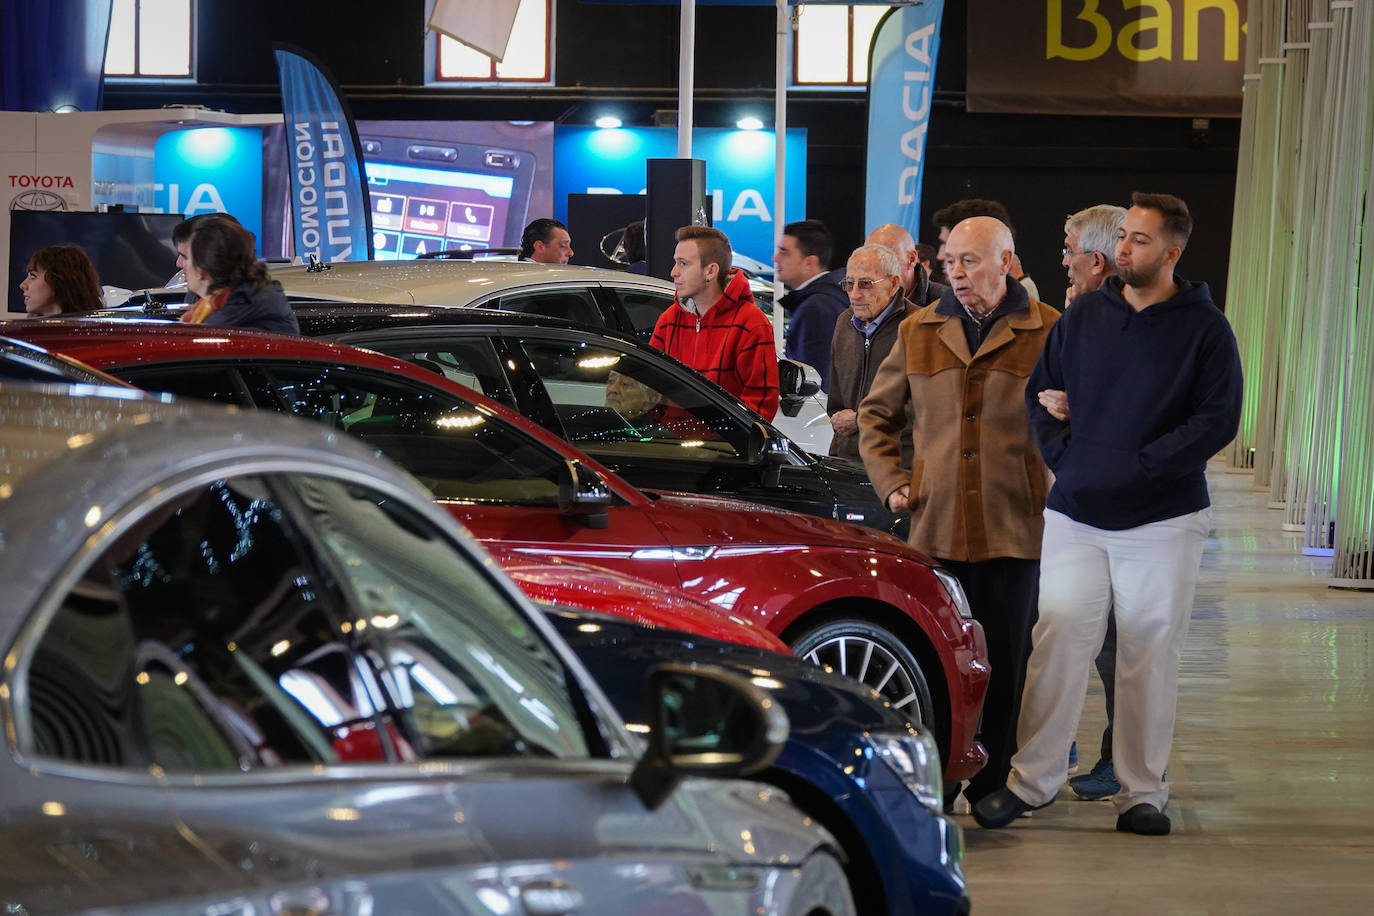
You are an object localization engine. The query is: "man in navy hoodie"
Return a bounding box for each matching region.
[973,193,1243,836]
[775,219,849,392]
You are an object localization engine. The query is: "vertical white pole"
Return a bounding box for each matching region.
[773,0,789,352]
[679,0,695,158]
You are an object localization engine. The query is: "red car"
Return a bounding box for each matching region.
[493,547,789,652]
[2,334,785,654]
[6,319,988,780]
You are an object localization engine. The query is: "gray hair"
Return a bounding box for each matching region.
[1065,204,1127,259]
[849,242,901,277]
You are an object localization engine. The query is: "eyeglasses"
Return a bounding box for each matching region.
[840,276,890,292]
[1063,246,1093,259]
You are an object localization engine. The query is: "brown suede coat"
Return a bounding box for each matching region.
[859,293,1059,562]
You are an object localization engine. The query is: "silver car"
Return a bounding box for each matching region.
[0,383,855,916]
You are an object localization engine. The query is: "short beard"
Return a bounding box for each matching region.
[1118,253,1167,289]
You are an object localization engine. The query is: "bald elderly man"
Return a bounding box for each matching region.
[859,216,1059,808]
[866,223,948,304]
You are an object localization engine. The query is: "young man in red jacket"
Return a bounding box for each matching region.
[650,225,780,421]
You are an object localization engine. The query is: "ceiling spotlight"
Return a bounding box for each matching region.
[595,115,623,129]
[736,116,764,131]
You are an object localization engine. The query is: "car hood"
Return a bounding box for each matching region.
[645,490,930,561]
[549,608,907,732]
[488,547,790,653]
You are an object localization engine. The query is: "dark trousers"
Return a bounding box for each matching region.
[1094,612,1117,762]
[937,556,1040,803]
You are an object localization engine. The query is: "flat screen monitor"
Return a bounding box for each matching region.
[7,211,182,313]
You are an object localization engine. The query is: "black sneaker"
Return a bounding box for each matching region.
[1116,803,1170,835]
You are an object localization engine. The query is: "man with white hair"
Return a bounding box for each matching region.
[860,216,1059,807]
[1058,202,1128,801]
[1062,203,1127,309]
[826,230,946,463]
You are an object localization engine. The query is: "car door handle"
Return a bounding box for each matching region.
[519,879,584,916]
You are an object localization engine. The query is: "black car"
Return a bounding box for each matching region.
[274,303,905,538]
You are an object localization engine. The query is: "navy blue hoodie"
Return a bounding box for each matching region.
[1026,276,1243,530]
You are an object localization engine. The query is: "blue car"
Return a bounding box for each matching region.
[547,605,971,916]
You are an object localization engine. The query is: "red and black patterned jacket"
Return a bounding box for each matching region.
[649,269,780,421]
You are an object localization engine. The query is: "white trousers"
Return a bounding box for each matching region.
[1008,507,1211,813]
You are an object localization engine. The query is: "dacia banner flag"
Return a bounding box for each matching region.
[273,45,373,262]
[864,2,945,235]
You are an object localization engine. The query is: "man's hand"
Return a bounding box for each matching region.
[886,485,910,513]
[1038,389,1069,422]
[830,408,859,436]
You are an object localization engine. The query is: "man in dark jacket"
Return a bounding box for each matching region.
[826,227,946,463]
[868,223,947,305]
[974,193,1243,837]
[775,219,848,391]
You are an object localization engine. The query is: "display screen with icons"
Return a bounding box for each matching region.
[365,161,515,260]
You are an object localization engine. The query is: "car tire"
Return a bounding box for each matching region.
[789,619,936,730]
[784,850,856,916]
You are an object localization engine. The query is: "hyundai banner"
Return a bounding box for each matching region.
[273,46,373,262]
[864,2,945,236]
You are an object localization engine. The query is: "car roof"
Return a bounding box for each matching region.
[285,302,644,343]
[0,319,648,506]
[264,259,675,305]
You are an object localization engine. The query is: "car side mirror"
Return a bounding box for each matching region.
[629,663,789,811]
[777,358,821,418]
[557,460,611,529]
[747,422,791,486]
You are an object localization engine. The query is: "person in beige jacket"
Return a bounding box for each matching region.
[859,216,1058,807]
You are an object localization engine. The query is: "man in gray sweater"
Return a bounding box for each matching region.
[826,229,946,463]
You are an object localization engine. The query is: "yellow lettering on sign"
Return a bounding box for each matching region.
[1184,0,1241,60]
[1047,0,1111,61]
[1118,0,1172,61]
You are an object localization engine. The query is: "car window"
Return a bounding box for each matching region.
[363,336,510,402]
[24,477,384,772]
[605,286,674,340]
[244,363,567,506]
[496,289,605,327]
[516,338,751,461]
[286,475,590,759]
[120,364,254,405]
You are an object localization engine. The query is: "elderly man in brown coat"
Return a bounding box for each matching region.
[859,216,1058,808]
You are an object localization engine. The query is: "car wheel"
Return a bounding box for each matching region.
[789,619,936,729]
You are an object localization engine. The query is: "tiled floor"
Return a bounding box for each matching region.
[957,465,1374,914]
